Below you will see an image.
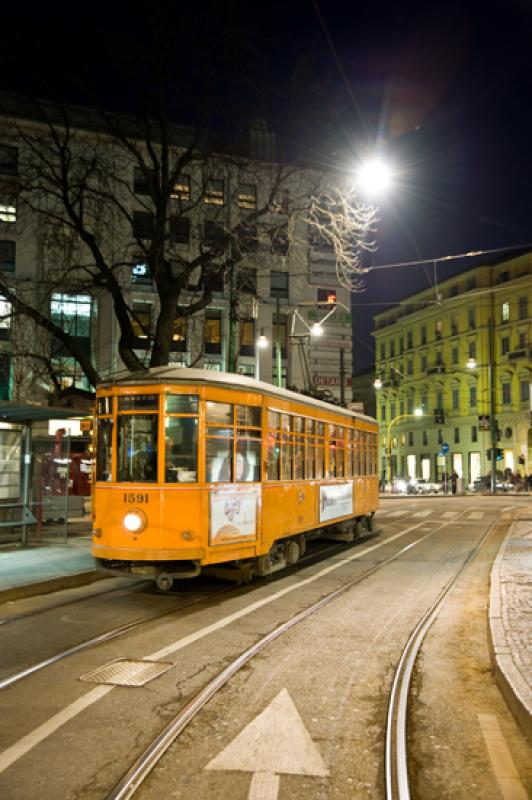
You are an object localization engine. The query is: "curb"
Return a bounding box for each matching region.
[0,570,103,605]
[488,514,532,743]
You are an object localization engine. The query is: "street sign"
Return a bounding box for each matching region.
[441,442,449,454]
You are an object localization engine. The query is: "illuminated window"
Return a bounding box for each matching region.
[0,296,12,341]
[171,317,187,352]
[238,183,257,210]
[317,288,337,304]
[205,310,222,354]
[0,196,16,223]
[0,240,15,272]
[501,302,510,322]
[49,293,92,390]
[131,301,152,347]
[204,178,224,206]
[131,261,152,286]
[435,319,443,339]
[171,175,191,201]
[240,319,255,356]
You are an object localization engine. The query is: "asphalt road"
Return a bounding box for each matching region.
[0,496,530,800]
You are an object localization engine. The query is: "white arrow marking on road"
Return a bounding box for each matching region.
[206,688,328,799]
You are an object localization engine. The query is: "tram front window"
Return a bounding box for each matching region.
[165,417,198,482]
[117,415,158,482]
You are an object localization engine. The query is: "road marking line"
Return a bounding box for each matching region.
[477,714,528,800]
[467,512,484,520]
[0,686,112,774]
[0,523,425,774]
[413,510,432,518]
[442,511,459,518]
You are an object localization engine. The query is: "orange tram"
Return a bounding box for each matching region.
[92,367,379,589]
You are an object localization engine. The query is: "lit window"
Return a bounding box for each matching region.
[172,317,187,352]
[205,310,222,354]
[240,319,255,356]
[317,288,336,304]
[0,197,16,223]
[171,175,191,201]
[204,178,224,206]
[0,296,12,341]
[131,262,152,286]
[238,183,257,210]
[131,301,152,345]
[502,301,510,321]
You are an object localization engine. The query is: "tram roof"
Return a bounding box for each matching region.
[98,367,376,424]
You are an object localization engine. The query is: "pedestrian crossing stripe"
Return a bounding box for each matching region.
[412,510,432,518]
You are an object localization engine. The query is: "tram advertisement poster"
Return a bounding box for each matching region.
[210,487,259,545]
[319,482,353,523]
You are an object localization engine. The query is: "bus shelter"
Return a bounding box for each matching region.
[0,402,91,546]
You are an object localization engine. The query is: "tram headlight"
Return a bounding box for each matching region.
[123,510,147,533]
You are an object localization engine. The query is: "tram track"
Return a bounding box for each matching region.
[105,512,473,800]
[0,538,346,691]
[384,515,498,800]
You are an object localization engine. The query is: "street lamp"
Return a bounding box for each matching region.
[466,355,497,494]
[255,329,268,381]
[386,408,423,491]
[356,156,394,198]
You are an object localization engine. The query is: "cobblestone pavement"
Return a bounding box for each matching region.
[490,504,532,740]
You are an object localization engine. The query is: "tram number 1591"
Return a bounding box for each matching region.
[123,493,149,504]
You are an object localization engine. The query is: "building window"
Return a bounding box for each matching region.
[469,385,477,408]
[435,351,443,366]
[0,240,15,272]
[390,339,395,357]
[518,332,528,349]
[170,216,190,245]
[421,354,427,372]
[468,341,476,359]
[238,183,257,210]
[390,401,396,420]
[421,326,427,345]
[0,352,10,399]
[471,425,478,443]
[0,145,18,176]
[438,429,443,444]
[204,221,225,248]
[520,380,530,403]
[0,196,16,224]
[0,296,12,341]
[408,431,414,447]
[449,285,458,297]
[271,271,289,299]
[407,397,414,414]
[435,320,443,339]
[380,343,385,360]
[132,210,154,240]
[131,301,152,347]
[407,330,413,349]
[497,271,510,283]
[204,178,225,206]
[502,382,511,405]
[50,293,92,353]
[451,317,458,335]
[466,277,476,291]
[501,336,510,356]
[454,427,460,443]
[452,388,459,410]
[518,297,528,320]
[171,175,191,201]
[317,288,337,304]
[133,166,154,196]
[380,403,386,421]
[171,317,187,352]
[240,319,255,356]
[436,390,443,408]
[407,359,413,375]
[502,301,510,322]
[422,430,428,446]
[131,261,152,286]
[468,309,475,330]
[204,310,222,355]
[452,346,458,364]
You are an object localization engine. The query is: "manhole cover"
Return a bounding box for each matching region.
[80,658,173,687]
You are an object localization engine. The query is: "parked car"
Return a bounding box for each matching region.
[413,479,442,494]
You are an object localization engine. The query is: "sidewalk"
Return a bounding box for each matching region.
[489,504,532,741]
[0,521,99,604]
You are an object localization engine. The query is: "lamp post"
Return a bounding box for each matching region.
[255,329,268,381]
[386,409,424,491]
[467,342,497,494]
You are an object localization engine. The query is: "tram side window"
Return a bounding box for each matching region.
[304,418,315,479]
[96,419,113,481]
[315,422,324,479]
[280,414,292,480]
[117,414,158,482]
[165,394,198,482]
[293,417,304,480]
[345,429,353,478]
[266,411,280,480]
[370,432,377,474]
[335,427,345,478]
[236,405,261,482]
[360,432,367,476]
[353,430,360,476]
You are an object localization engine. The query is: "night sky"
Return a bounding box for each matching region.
[3,0,532,368]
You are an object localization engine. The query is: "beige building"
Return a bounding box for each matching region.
[373,252,532,486]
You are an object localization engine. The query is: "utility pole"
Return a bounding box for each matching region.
[339,347,345,406]
[275,295,282,387]
[227,241,239,373]
[488,299,497,494]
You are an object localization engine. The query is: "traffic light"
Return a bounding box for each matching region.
[496,448,504,461]
[486,450,491,460]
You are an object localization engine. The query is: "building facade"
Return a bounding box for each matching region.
[0,99,354,405]
[373,252,532,486]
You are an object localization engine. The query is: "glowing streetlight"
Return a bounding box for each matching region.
[357,157,394,197]
[310,322,324,336]
[255,329,268,381]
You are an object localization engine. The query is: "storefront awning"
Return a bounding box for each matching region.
[0,402,87,424]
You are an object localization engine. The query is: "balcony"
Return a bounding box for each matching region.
[508,347,531,362]
[426,365,446,375]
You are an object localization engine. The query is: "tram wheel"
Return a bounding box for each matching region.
[366,513,375,532]
[156,572,174,591]
[284,540,300,565]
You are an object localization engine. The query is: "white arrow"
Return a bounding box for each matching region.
[205,688,329,799]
